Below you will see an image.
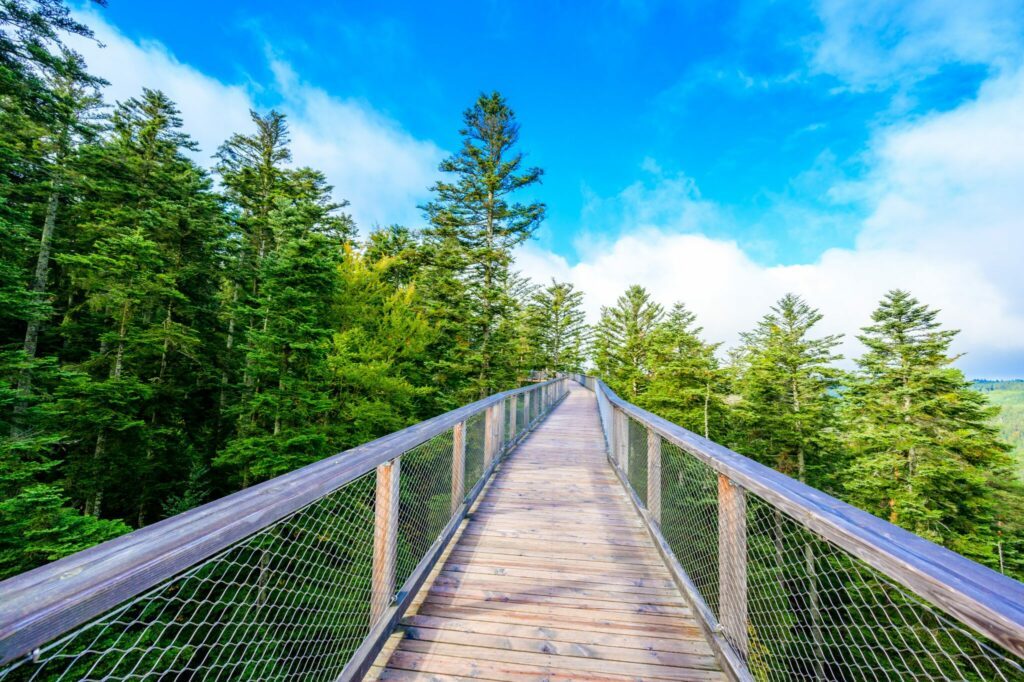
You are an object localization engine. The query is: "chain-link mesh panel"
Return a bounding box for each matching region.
[659,438,720,619]
[395,430,454,589]
[502,397,513,449]
[463,412,486,496]
[626,416,648,506]
[0,471,378,682]
[742,492,1024,682]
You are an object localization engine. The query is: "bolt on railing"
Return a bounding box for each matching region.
[569,374,1024,682]
[0,378,570,682]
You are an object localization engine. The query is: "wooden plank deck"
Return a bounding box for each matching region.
[371,384,724,681]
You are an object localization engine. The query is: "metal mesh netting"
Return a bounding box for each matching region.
[463,411,487,495]
[743,492,1024,682]
[659,437,720,618]
[638,428,1024,682]
[0,471,378,682]
[626,416,648,506]
[395,430,454,588]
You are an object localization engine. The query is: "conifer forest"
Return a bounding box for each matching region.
[2,0,1022,597]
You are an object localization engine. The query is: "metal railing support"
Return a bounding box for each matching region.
[451,422,465,513]
[647,428,661,525]
[371,457,400,624]
[718,473,748,660]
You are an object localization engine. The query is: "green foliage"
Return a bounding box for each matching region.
[639,303,728,441]
[731,294,845,489]
[843,290,1017,570]
[524,279,589,375]
[421,91,546,401]
[592,284,663,399]
[975,380,1024,475]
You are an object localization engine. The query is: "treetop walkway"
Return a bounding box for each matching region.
[1,376,1023,681]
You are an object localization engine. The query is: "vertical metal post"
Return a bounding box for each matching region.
[371,457,399,624]
[615,409,628,472]
[484,405,496,470]
[718,473,748,659]
[647,428,662,525]
[510,395,518,442]
[451,421,465,513]
[525,391,531,426]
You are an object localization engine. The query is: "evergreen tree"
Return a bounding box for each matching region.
[592,284,663,400]
[525,280,589,375]
[215,113,356,485]
[56,89,225,522]
[421,91,545,400]
[732,294,843,489]
[843,290,1017,571]
[640,303,727,440]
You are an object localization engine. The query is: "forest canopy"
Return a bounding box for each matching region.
[1,0,1021,588]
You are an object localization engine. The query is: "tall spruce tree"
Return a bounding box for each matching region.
[640,303,727,440]
[525,280,589,375]
[215,114,356,485]
[55,89,225,522]
[592,285,664,400]
[843,290,1018,571]
[732,294,843,489]
[422,91,545,400]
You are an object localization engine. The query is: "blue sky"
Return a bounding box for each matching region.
[73,1,1024,376]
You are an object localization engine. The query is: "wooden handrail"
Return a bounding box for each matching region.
[0,378,565,666]
[582,376,1024,659]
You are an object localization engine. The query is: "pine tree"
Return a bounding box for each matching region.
[525,280,589,375]
[732,294,843,489]
[843,290,1016,570]
[640,303,726,440]
[56,89,225,522]
[422,91,545,399]
[215,114,355,485]
[592,285,664,400]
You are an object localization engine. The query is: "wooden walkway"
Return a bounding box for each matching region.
[371,385,724,681]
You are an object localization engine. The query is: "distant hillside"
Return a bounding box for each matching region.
[975,380,1024,475]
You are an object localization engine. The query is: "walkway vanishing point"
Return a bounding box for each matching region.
[371,385,723,681]
[1,376,1023,681]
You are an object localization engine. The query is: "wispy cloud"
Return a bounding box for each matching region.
[519,63,1024,377]
[68,11,444,232]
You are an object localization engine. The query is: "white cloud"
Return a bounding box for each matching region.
[810,0,1024,89]
[68,11,443,231]
[518,66,1024,377]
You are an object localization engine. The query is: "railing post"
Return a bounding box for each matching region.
[451,421,465,513]
[509,395,518,441]
[718,473,748,659]
[371,457,400,624]
[525,391,531,425]
[484,404,497,469]
[615,408,628,471]
[647,428,661,525]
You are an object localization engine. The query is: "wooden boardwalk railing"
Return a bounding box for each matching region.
[370,384,724,681]
[1,374,1023,681]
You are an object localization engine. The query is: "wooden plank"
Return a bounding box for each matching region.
[396,638,719,680]
[403,626,719,671]
[648,427,662,525]
[402,615,714,653]
[451,422,465,514]
[372,458,400,624]
[717,474,747,659]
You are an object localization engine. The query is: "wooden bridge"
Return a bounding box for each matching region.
[371,385,723,681]
[1,376,1023,681]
